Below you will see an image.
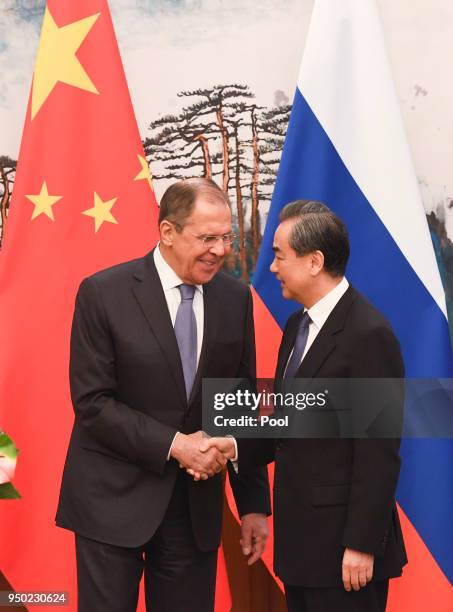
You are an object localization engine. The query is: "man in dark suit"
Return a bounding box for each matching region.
[56,178,270,612]
[199,201,407,611]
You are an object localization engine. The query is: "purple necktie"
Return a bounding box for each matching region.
[284,311,311,378]
[174,284,197,398]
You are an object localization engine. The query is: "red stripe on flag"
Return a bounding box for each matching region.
[251,287,282,378]
[215,546,233,612]
[388,505,452,611]
[251,286,284,593]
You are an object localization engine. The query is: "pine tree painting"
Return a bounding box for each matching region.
[0,157,16,248]
[144,83,291,282]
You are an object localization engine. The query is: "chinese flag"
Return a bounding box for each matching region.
[0,3,238,609]
[0,0,159,607]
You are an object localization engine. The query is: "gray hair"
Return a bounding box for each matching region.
[158,178,230,229]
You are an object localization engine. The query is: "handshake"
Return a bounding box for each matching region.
[170,431,236,481]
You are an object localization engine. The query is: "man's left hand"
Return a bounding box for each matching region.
[342,547,374,591]
[240,513,269,566]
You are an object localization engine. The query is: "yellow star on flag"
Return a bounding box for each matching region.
[134,155,154,191]
[82,192,118,233]
[31,7,100,120]
[26,181,63,221]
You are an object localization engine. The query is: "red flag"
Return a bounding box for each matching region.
[251,288,283,590]
[0,0,158,606]
[215,548,233,612]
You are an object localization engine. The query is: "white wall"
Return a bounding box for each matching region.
[1,0,451,223]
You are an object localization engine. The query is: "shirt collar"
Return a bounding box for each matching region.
[306,277,349,329]
[153,244,203,294]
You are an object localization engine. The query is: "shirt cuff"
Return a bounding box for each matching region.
[167,431,180,461]
[227,435,238,473]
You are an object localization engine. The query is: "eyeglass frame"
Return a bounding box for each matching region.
[171,222,237,247]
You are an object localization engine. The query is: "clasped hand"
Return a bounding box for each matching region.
[170,432,235,480]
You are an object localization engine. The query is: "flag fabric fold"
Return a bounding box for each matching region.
[0,3,238,608]
[0,0,159,606]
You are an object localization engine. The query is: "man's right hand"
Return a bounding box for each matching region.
[170,431,227,480]
[185,437,236,481]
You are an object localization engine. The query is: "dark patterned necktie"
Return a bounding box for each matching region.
[284,311,311,378]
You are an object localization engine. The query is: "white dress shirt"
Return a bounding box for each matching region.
[233,277,350,464]
[285,276,350,372]
[153,245,204,365]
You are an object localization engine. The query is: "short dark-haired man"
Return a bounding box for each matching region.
[56,178,270,612]
[200,200,407,612]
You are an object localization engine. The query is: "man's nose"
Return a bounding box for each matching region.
[270,257,277,273]
[209,238,226,256]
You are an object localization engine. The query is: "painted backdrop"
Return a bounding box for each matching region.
[1,0,453,338]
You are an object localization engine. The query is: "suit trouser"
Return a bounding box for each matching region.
[285,579,389,612]
[75,472,217,612]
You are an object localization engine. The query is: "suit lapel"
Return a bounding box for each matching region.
[276,313,300,379]
[188,278,219,405]
[131,251,187,407]
[284,286,358,379]
[296,329,336,378]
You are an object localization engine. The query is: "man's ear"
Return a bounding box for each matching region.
[310,250,325,275]
[160,220,174,246]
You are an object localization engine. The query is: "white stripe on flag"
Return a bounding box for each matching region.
[298,0,446,316]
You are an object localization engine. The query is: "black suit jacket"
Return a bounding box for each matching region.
[238,286,407,586]
[56,249,270,550]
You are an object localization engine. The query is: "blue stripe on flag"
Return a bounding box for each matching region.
[253,87,453,583]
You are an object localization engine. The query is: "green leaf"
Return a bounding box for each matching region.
[0,432,19,461]
[0,482,21,499]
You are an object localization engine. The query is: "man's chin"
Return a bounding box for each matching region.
[194,263,221,284]
[281,286,293,300]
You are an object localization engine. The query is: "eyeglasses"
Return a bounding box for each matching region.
[175,224,237,247]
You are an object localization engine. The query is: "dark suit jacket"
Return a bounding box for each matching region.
[238,286,407,587]
[56,249,270,550]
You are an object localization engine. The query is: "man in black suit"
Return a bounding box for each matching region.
[199,201,407,611]
[56,178,270,612]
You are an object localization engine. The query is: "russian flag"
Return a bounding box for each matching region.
[251,1,453,609]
